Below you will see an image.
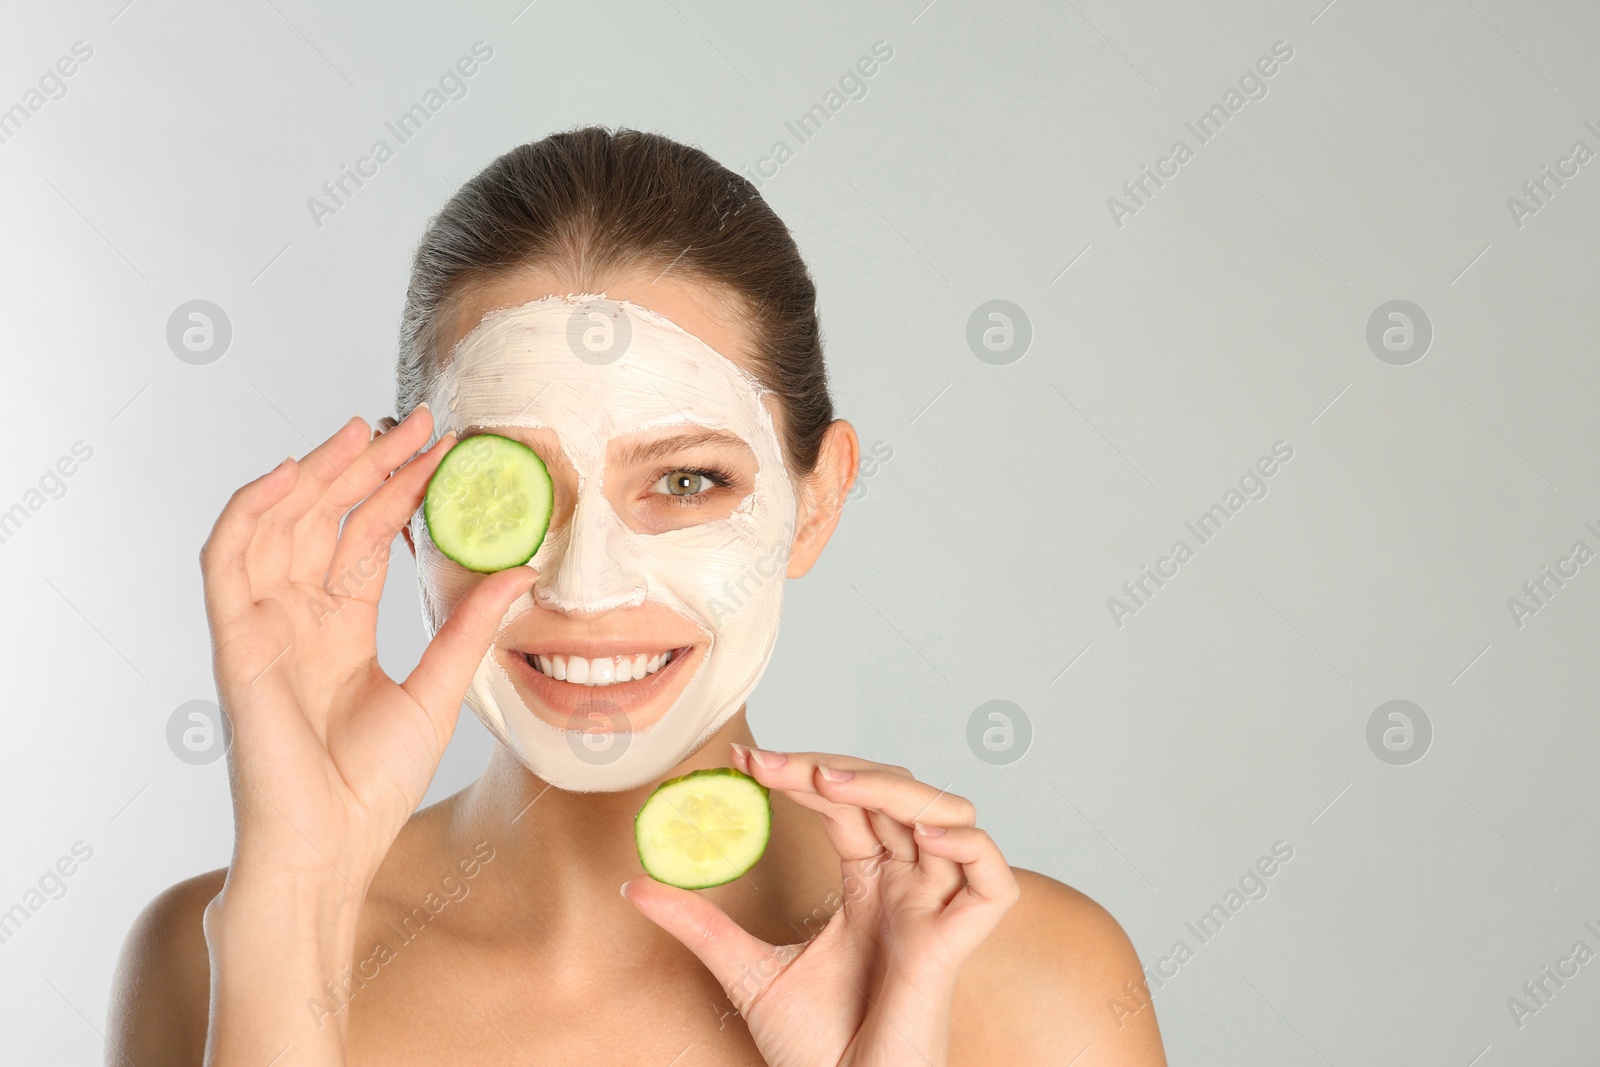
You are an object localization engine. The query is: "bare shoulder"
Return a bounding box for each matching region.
[106,867,226,1067]
[950,867,1167,1066]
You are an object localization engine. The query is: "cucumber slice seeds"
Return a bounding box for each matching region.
[635,767,772,890]
[423,433,553,573]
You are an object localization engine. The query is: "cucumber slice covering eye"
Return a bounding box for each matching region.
[635,768,772,890]
[423,433,553,573]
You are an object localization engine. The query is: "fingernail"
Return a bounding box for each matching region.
[748,748,786,769]
[416,400,430,412]
[619,879,632,898]
[914,822,946,837]
[730,742,750,766]
[817,764,853,783]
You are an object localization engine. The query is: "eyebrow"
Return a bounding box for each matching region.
[613,428,752,467]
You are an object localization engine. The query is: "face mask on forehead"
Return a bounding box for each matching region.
[410,293,797,792]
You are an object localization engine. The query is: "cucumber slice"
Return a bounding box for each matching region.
[635,768,772,890]
[423,433,553,573]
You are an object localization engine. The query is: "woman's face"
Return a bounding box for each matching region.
[408,270,824,792]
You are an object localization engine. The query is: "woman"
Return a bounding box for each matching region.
[109,127,1167,1066]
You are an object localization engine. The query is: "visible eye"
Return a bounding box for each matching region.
[652,468,726,498]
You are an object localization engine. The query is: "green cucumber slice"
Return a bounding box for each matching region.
[422,433,553,573]
[635,767,772,890]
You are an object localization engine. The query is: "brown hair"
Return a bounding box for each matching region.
[395,125,834,474]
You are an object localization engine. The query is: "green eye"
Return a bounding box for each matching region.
[659,470,711,496]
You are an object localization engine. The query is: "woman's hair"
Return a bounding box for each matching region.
[395,125,834,474]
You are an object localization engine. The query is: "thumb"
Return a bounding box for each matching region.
[403,565,538,726]
[622,877,797,1012]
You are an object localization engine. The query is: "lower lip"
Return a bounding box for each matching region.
[503,645,697,729]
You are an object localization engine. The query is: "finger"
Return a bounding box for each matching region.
[743,751,919,865]
[289,406,435,586]
[247,416,370,586]
[785,785,891,876]
[621,877,793,1013]
[401,565,539,732]
[816,768,975,831]
[324,430,455,605]
[746,753,975,830]
[743,749,914,780]
[200,457,299,629]
[914,826,1020,957]
[731,745,914,805]
[813,764,976,870]
[865,806,917,864]
[909,821,963,897]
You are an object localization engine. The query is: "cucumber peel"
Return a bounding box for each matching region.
[423,433,553,573]
[635,767,772,890]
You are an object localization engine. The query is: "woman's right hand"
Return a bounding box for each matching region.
[199,405,536,891]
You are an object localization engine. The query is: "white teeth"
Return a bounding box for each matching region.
[525,650,678,686]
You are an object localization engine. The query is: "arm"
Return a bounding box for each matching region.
[200,868,371,1065]
[104,868,372,1067]
[125,407,535,1067]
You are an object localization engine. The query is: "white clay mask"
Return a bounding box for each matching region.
[411,294,797,792]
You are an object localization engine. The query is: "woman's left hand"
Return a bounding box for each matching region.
[623,747,1020,1067]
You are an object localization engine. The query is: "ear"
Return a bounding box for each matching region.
[786,419,859,579]
[375,415,418,559]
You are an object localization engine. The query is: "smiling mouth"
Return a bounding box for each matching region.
[521,648,689,687]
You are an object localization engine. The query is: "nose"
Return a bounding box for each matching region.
[534,486,648,615]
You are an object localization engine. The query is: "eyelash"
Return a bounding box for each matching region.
[651,465,737,503]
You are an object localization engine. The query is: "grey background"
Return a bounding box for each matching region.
[2,0,1596,1062]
